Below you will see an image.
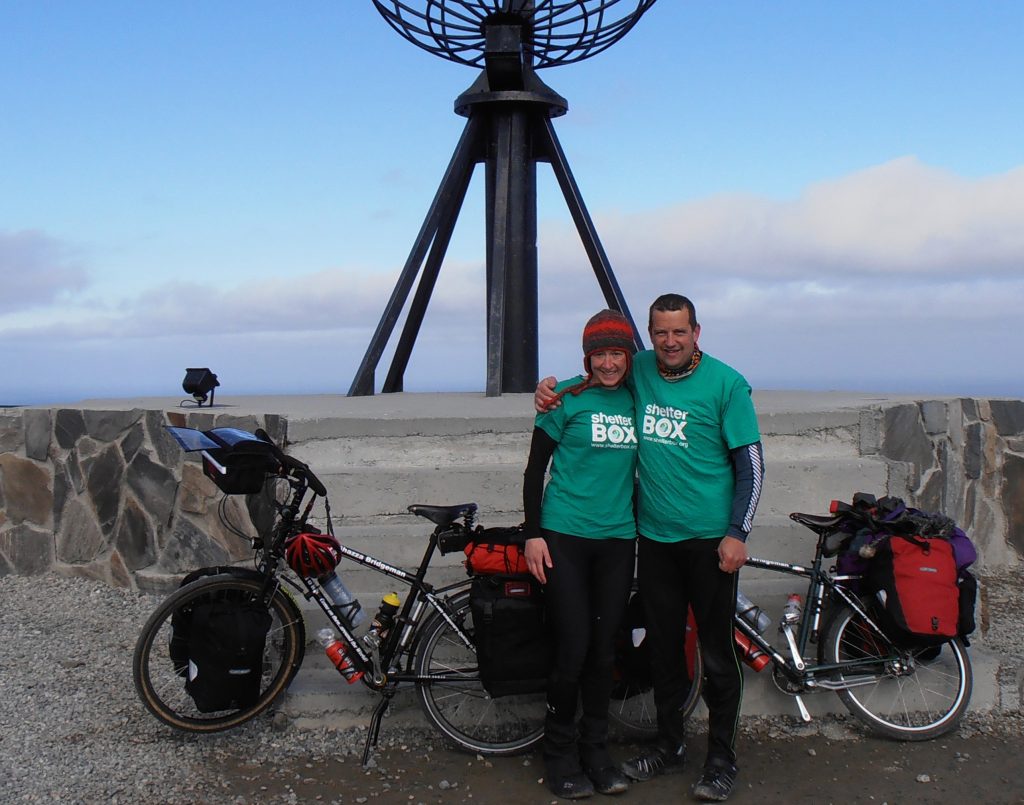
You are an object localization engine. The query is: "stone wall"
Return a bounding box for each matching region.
[0,397,1021,589]
[0,407,286,592]
[865,398,1024,569]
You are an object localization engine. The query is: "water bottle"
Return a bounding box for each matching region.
[733,628,770,672]
[320,571,366,628]
[317,628,364,684]
[781,593,803,625]
[735,590,771,635]
[362,593,401,651]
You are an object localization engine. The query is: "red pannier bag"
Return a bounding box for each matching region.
[463,525,529,576]
[866,534,959,647]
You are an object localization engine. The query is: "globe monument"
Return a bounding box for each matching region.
[350,1,659,396]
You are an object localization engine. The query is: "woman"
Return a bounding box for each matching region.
[523,309,638,800]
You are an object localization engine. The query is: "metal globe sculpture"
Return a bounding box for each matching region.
[371,1,658,68]
[351,1,658,396]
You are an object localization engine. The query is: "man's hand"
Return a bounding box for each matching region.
[718,535,747,574]
[535,376,558,413]
[525,537,552,584]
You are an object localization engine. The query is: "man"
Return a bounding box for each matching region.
[536,293,764,802]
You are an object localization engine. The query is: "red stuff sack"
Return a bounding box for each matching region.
[866,535,959,647]
[464,525,528,575]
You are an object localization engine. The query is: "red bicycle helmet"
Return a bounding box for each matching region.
[284,531,342,578]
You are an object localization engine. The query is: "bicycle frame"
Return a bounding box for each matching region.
[295,529,475,689]
[734,550,908,721]
[235,463,492,762]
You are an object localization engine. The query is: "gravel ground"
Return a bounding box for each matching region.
[0,571,1021,804]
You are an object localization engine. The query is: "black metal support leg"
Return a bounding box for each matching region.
[382,139,476,393]
[500,107,539,393]
[349,75,642,396]
[348,117,482,396]
[538,117,645,350]
[484,111,512,396]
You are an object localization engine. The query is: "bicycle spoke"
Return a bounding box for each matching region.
[133,576,304,733]
[414,593,545,754]
[826,603,971,739]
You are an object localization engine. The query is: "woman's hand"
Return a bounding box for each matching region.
[525,537,553,584]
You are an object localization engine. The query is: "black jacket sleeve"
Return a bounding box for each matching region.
[522,426,557,540]
[727,441,765,541]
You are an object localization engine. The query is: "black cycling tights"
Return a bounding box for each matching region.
[542,529,635,739]
[638,535,743,766]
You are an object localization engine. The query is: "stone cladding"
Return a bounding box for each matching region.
[0,397,1021,588]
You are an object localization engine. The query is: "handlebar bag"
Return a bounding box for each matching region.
[200,440,282,495]
[865,534,959,648]
[166,426,282,494]
[469,574,548,697]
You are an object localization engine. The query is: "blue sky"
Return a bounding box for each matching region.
[2,1,1022,405]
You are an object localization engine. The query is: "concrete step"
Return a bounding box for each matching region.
[284,397,868,463]
[289,429,861,483]
[301,454,891,523]
[290,432,532,470]
[309,465,524,521]
[277,605,1001,731]
[756,456,890,517]
[307,514,871,609]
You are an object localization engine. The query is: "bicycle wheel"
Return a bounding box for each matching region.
[133,574,305,733]
[822,603,972,740]
[414,592,546,755]
[607,620,704,738]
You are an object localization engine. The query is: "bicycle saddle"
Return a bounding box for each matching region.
[789,512,845,532]
[408,503,478,527]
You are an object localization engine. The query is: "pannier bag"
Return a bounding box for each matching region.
[464,525,529,576]
[865,534,960,647]
[469,575,549,697]
[168,567,273,712]
[184,599,272,712]
[829,492,978,643]
[957,569,978,645]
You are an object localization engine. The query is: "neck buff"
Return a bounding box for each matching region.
[658,348,702,380]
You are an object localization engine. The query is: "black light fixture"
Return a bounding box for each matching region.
[182,368,220,406]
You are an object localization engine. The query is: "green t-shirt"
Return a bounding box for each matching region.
[535,377,638,540]
[629,350,760,542]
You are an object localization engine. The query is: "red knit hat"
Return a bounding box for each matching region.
[582,309,635,374]
[547,310,636,405]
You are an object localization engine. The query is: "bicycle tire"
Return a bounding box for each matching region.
[414,591,546,755]
[606,591,705,739]
[133,574,305,733]
[822,602,972,740]
[606,638,704,739]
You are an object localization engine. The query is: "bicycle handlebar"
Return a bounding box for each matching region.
[255,428,328,497]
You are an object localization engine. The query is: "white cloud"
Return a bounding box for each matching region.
[541,157,1024,282]
[3,158,1022,400]
[0,230,89,314]
[0,259,486,342]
